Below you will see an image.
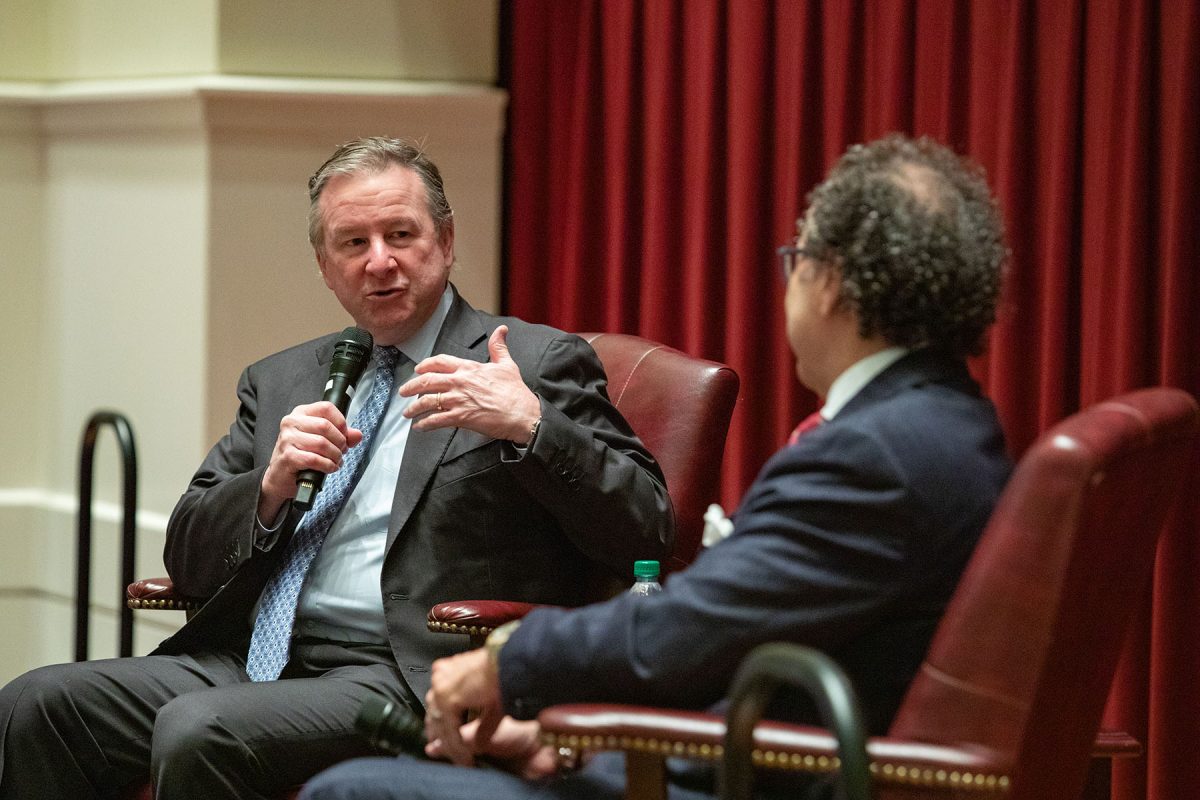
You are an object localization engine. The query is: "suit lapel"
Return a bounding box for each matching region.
[385,290,490,549]
[306,335,338,395]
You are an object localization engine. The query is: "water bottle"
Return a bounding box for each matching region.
[628,560,663,596]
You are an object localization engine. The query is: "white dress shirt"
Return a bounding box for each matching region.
[819,346,909,421]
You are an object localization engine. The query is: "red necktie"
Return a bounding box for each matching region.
[788,411,824,445]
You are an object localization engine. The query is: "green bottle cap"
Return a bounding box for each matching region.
[633,560,660,579]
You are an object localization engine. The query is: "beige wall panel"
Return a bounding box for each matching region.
[45,0,218,80]
[41,98,210,513]
[2,1,497,83]
[0,595,182,683]
[218,0,497,82]
[0,2,51,80]
[0,501,181,682]
[0,107,49,488]
[0,595,74,683]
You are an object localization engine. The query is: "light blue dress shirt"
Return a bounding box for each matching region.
[257,286,454,644]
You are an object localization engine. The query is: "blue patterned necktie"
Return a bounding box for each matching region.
[245,345,402,682]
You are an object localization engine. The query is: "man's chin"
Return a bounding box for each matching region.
[359,318,417,348]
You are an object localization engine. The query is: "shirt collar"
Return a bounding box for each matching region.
[820,346,909,421]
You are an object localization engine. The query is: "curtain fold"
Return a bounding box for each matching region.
[501,3,1199,798]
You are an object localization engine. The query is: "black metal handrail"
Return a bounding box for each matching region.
[76,410,138,661]
[721,642,873,800]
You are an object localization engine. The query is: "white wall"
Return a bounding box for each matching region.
[0,105,48,491]
[0,0,499,81]
[219,0,496,81]
[0,2,503,682]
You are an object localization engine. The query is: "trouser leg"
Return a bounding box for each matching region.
[300,752,684,800]
[152,639,419,800]
[301,752,827,800]
[0,650,246,800]
[300,754,554,800]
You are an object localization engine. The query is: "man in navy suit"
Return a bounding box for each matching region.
[300,134,1014,800]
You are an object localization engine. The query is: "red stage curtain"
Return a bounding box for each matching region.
[501,2,1199,799]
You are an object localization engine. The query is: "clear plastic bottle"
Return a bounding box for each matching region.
[628,559,663,596]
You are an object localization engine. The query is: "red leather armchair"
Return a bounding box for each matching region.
[537,388,1199,800]
[427,332,741,643]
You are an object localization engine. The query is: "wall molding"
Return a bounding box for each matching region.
[0,487,170,531]
[0,75,508,142]
[0,74,505,103]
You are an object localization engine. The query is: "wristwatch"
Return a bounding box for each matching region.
[485,620,521,669]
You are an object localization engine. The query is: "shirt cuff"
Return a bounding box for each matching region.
[253,501,291,551]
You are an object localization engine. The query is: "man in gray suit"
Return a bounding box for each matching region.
[0,137,673,800]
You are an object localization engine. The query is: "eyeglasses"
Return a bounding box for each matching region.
[777,217,825,283]
[776,243,822,282]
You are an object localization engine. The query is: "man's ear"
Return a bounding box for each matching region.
[314,247,332,288]
[439,221,456,265]
[816,264,844,317]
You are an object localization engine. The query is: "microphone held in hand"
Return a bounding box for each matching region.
[293,326,374,511]
[355,693,427,755]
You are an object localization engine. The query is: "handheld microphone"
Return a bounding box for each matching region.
[355,693,427,755]
[293,326,374,511]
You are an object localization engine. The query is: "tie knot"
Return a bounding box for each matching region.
[374,346,402,371]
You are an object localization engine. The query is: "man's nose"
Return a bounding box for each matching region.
[365,238,397,273]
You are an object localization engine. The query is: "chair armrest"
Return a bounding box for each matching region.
[427,600,546,638]
[125,577,203,613]
[1091,729,1141,759]
[539,707,1136,796]
[538,704,1012,795]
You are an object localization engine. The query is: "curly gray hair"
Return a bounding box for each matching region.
[802,134,1008,358]
[307,136,454,250]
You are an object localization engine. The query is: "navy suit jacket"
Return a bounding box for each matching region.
[153,287,673,700]
[499,349,1011,734]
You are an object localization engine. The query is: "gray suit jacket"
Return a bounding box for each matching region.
[154,288,674,699]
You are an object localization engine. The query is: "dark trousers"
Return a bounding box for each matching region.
[299,752,832,800]
[0,638,420,800]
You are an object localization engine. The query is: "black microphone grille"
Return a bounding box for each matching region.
[332,327,374,368]
[355,693,425,755]
[341,326,374,350]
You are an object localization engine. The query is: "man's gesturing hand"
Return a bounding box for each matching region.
[399,325,542,444]
[257,402,363,522]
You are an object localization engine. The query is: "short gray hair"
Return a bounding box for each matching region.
[307,136,454,249]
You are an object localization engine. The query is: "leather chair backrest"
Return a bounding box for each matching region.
[580,333,740,574]
[890,388,1199,800]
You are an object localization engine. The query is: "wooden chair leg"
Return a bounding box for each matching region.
[625,751,668,800]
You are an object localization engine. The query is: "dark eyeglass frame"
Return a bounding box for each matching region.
[776,244,823,282]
